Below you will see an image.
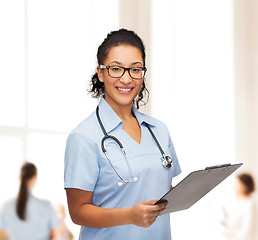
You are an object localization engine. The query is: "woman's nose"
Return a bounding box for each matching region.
[119,69,133,84]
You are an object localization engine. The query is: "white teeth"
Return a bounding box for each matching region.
[117,87,132,92]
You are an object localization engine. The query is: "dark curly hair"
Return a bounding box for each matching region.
[88,28,149,109]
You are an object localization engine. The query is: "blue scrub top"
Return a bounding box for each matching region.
[64,96,181,240]
[0,192,59,240]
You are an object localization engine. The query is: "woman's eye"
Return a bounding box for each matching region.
[110,67,122,72]
[131,68,141,73]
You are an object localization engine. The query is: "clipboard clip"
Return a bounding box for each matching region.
[205,163,231,170]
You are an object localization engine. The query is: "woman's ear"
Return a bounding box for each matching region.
[97,66,104,83]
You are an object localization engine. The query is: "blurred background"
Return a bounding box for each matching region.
[0,0,257,239]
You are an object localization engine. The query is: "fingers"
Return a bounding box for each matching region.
[153,201,168,212]
[142,198,167,208]
[144,206,166,226]
[153,204,167,216]
[130,199,168,228]
[141,199,158,205]
[142,198,168,214]
[144,200,168,220]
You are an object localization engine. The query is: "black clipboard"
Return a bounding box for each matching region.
[156,163,243,214]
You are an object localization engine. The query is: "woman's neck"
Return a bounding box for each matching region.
[116,107,134,121]
[104,98,133,121]
[237,193,251,201]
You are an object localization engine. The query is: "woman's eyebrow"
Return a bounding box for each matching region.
[108,61,143,66]
[131,62,143,66]
[108,61,121,65]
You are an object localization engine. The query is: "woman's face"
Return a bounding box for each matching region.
[235,178,248,197]
[97,44,144,110]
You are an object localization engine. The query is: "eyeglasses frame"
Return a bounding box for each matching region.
[100,65,147,79]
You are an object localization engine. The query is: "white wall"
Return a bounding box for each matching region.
[151,1,234,240]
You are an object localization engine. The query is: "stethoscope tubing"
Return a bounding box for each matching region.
[96,105,172,186]
[145,123,165,157]
[97,106,135,185]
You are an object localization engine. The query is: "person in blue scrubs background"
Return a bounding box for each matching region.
[0,162,59,240]
[64,28,181,240]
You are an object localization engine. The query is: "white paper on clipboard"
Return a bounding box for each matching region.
[156,163,243,214]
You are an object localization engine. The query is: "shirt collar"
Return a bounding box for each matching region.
[97,96,123,134]
[131,104,156,127]
[97,96,157,134]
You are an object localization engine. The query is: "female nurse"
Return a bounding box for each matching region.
[0,162,59,240]
[64,29,181,240]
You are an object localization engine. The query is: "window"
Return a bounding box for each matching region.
[0,0,118,237]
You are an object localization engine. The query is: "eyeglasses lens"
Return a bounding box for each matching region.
[108,66,145,79]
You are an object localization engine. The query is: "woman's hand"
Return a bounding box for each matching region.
[129,199,168,228]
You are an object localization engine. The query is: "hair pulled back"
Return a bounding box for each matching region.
[237,173,255,195]
[88,28,149,109]
[16,162,37,220]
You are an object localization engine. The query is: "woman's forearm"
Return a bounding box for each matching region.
[66,189,167,228]
[71,204,132,228]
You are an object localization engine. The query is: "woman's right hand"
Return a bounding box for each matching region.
[129,199,168,228]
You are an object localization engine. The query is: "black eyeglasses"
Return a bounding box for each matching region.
[100,65,147,79]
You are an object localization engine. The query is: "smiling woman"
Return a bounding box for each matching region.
[64,29,181,240]
[97,45,145,110]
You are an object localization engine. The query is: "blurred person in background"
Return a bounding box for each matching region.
[55,204,74,240]
[0,162,59,240]
[220,173,257,240]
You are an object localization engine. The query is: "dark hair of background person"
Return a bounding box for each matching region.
[237,173,255,195]
[88,28,149,109]
[16,162,37,220]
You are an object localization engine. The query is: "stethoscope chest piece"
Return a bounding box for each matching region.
[161,155,173,168]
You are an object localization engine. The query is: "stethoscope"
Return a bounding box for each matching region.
[96,106,173,186]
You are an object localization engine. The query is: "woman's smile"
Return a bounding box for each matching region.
[116,86,134,94]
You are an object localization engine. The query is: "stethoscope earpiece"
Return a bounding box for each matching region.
[118,182,124,187]
[118,177,138,187]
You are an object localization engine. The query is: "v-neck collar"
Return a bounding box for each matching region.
[97,96,157,135]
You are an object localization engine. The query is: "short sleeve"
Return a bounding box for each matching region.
[47,202,60,229]
[168,135,181,177]
[64,131,100,191]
